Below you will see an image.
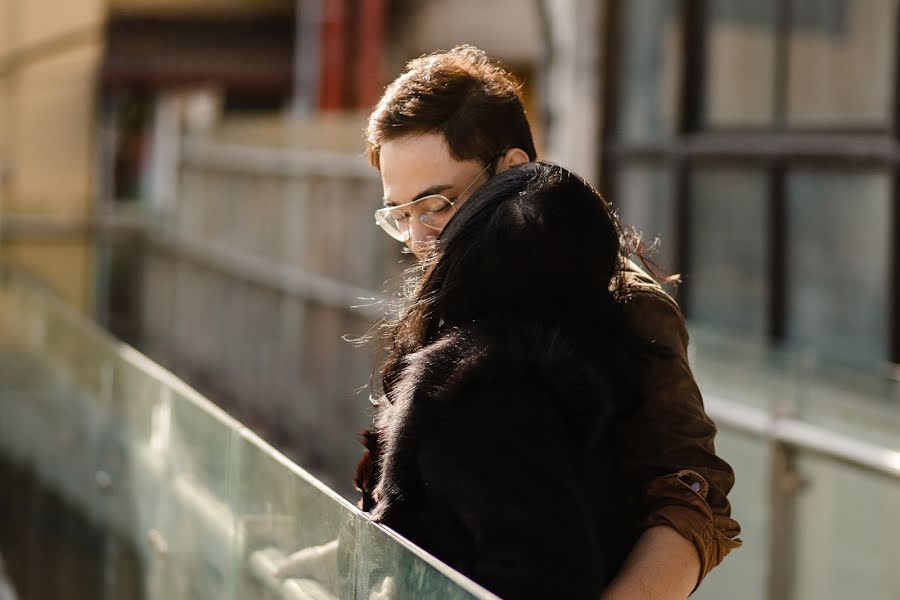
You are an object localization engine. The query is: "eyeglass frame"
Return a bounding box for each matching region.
[374,157,500,243]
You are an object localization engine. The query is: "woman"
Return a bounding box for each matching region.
[355,162,655,599]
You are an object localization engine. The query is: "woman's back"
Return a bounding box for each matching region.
[368,324,638,599]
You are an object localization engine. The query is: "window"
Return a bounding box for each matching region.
[603,0,900,367]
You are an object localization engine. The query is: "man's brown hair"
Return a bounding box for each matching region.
[366,45,537,170]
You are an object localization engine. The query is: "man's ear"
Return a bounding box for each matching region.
[495,148,530,173]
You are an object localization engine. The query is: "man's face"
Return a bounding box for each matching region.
[379,133,492,259]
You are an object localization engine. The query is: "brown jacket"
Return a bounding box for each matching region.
[617,260,742,588]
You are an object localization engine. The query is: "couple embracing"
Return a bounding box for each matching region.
[354,46,741,600]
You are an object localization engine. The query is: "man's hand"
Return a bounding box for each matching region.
[600,526,701,600]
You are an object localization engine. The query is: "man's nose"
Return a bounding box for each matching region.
[407,218,437,256]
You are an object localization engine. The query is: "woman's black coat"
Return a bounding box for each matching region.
[356,325,640,599]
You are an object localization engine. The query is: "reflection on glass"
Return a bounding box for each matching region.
[787,0,897,127]
[704,0,777,127]
[614,163,676,273]
[688,167,768,336]
[786,169,890,365]
[616,0,681,142]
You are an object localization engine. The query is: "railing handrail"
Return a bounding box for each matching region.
[706,395,900,482]
[144,226,388,318]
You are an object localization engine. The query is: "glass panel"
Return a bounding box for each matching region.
[704,0,777,127]
[688,166,768,336]
[233,429,352,598]
[792,454,900,600]
[0,265,496,600]
[233,430,485,599]
[144,388,241,600]
[354,520,483,599]
[614,163,677,273]
[785,169,891,365]
[616,0,681,142]
[787,0,898,127]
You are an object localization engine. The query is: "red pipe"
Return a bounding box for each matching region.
[356,0,386,109]
[319,0,347,110]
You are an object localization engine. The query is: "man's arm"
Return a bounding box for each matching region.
[601,526,700,600]
[615,261,742,590]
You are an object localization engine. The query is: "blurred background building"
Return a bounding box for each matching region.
[604,0,898,371]
[1,1,900,599]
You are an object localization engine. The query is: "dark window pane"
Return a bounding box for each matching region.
[786,169,890,364]
[787,0,897,127]
[688,167,768,336]
[704,0,778,128]
[614,163,676,274]
[616,0,681,143]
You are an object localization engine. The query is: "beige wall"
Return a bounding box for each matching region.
[0,0,106,312]
[0,0,16,58]
[0,74,9,163]
[0,0,15,160]
[14,0,104,52]
[9,41,101,216]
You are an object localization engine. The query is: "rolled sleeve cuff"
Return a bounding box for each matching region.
[640,470,743,593]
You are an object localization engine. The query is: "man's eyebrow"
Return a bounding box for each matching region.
[383,184,454,207]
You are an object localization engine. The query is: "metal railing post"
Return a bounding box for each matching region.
[768,439,798,600]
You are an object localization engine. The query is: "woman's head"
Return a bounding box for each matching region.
[379,162,629,395]
[424,162,624,328]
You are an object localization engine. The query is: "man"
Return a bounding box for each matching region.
[365,46,741,599]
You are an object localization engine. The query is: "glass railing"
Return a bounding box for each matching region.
[0,265,497,600]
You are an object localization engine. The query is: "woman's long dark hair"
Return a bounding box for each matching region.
[377,161,646,402]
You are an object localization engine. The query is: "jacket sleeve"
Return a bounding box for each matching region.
[616,278,743,590]
[415,384,610,600]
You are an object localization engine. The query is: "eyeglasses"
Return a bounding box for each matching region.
[374,160,496,242]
